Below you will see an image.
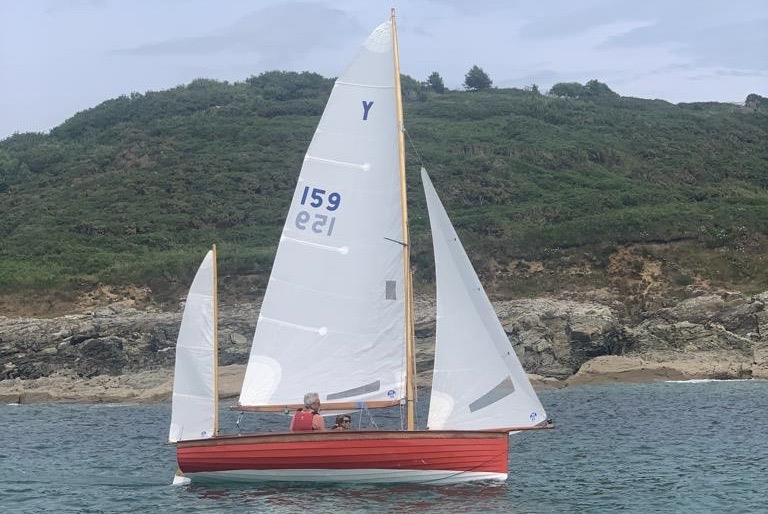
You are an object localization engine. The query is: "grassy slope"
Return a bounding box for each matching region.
[1,73,767,300]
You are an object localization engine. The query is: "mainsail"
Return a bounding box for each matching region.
[422,169,547,430]
[169,250,217,442]
[239,21,407,409]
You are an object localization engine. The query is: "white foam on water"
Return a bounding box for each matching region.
[89,403,139,408]
[665,379,756,384]
[171,474,191,486]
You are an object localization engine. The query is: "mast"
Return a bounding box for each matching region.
[211,243,220,436]
[391,8,417,431]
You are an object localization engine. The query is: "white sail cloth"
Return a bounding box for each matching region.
[239,21,406,408]
[422,169,547,430]
[169,251,216,442]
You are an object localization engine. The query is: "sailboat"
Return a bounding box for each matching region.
[169,11,550,485]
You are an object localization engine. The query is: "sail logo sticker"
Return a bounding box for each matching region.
[362,100,374,120]
[387,389,396,399]
[529,412,538,422]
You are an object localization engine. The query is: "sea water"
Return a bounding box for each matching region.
[1,381,766,513]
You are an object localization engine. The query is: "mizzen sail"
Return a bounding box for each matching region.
[422,169,547,430]
[239,21,406,410]
[169,250,216,442]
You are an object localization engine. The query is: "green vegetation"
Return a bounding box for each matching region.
[746,93,766,109]
[463,65,493,91]
[1,72,767,297]
[426,72,446,94]
[549,80,619,99]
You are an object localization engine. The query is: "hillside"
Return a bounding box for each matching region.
[1,72,767,310]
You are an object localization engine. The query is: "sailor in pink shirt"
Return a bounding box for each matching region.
[289,392,326,431]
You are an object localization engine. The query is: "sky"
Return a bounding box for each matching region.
[1,0,766,139]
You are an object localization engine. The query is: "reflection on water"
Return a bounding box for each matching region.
[186,480,509,513]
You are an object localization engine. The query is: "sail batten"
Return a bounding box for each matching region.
[239,20,407,409]
[303,155,370,170]
[422,169,547,431]
[235,399,402,413]
[335,79,393,87]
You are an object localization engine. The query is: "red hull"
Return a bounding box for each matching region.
[177,430,509,476]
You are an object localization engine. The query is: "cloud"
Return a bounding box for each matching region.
[713,68,768,78]
[115,2,364,67]
[425,0,521,15]
[517,0,665,40]
[603,19,768,72]
[3,0,767,138]
[44,0,108,14]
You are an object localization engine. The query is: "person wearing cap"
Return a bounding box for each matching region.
[331,415,352,431]
[289,392,325,432]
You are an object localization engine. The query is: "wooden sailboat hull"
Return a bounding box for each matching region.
[176,430,509,484]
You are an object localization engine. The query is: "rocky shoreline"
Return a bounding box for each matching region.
[2,289,767,404]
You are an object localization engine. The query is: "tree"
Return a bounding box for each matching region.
[549,82,585,98]
[400,74,427,101]
[463,65,492,91]
[584,79,618,98]
[246,71,332,100]
[549,80,617,99]
[426,72,446,93]
[745,93,766,109]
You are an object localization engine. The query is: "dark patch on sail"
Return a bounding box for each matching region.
[385,280,397,300]
[326,380,381,400]
[468,377,515,412]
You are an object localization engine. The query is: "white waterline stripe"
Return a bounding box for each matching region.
[187,468,507,485]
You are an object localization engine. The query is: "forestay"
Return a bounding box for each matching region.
[422,169,547,430]
[169,251,216,442]
[239,21,406,409]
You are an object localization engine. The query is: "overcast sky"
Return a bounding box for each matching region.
[1,0,766,139]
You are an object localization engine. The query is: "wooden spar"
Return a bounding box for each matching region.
[390,8,416,431]
[212,244,220,436]
[232,399,401,413]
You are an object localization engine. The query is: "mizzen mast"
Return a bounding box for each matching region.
[211,243,220,436]
[391,8,417,431]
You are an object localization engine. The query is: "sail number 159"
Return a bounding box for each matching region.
[295,185,341,236]
[300,186,341,211]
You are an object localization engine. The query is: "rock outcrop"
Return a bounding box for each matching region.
[568,292,767,383]
[1,289,766,402]
[0,303,258,381]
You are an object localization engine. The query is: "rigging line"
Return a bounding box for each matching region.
[364,403,379,430]
[404,128,427,170]
[234,411,244,435]
[404,127,428,432]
